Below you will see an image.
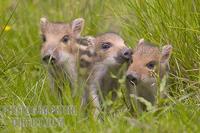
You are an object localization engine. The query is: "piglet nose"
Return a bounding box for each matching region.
[126,72,139,85]
[42,54,56,64]
[122,48,132,60]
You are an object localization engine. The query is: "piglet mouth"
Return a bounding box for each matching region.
[42,55,57,65]
[126,74,139,86]
[115,56,128,64]
[126,78,137,86]
[126,76,156,88]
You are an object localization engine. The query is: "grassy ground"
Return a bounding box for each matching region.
[0,0,200,132]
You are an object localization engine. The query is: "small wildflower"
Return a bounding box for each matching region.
[4,25,11,31]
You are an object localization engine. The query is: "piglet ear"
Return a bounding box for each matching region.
[71,18,85,37]
[40,17,48,32]
[77,36,96,55]
[138,38,145,44]
[78,36,95,46]
[40,17,48,26]
[161,45,172,63]
[134,38,145,52]
[136,38,145,47]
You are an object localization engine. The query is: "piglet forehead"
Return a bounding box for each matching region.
[41,22,71,35]
[96,33,125,47]
[134,41,160,55]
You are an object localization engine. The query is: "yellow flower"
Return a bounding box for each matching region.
[4,25,11,31]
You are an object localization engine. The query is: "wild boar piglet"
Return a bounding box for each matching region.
[40,17,86,102]
[83,32,132,118]
[126,39,172,112]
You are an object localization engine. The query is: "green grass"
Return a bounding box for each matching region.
[0,0,200,132]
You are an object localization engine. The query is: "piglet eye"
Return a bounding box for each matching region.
[62,35,69,43]
[41,34,46,42]
[101,42,112,50]
[146,61,156,69]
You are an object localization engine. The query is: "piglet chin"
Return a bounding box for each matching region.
[127,78,157,89]
[102,57,120,66]
[115,56,127,64]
